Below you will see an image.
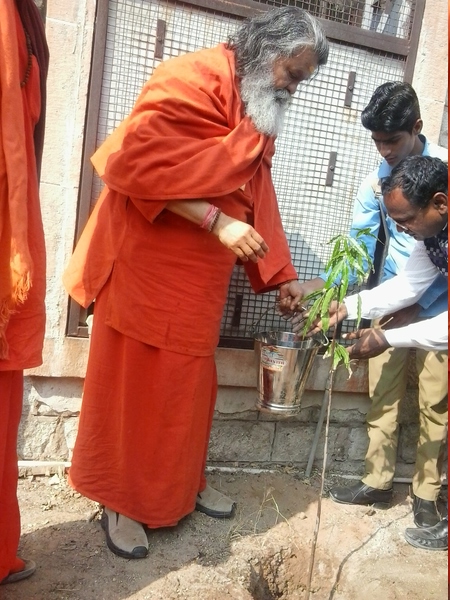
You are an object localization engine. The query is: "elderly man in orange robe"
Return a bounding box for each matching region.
[0,0,49,585]
[64,7,328,559]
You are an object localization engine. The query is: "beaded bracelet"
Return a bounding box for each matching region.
[208,207,222,232]
[200,205,221,233]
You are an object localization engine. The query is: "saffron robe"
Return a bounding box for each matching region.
[65,44,297,525]
[0,0,47,582]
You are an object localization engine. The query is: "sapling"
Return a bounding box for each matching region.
[301,226,375,371]
[302,227,375,600]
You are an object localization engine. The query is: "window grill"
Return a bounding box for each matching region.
[260,0,413,39]
[68,0,423,345]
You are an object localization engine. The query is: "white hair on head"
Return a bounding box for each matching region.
[228,6,329,78]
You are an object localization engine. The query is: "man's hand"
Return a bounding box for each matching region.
[278,280,309,314]
[379,304,421,330]
[213,214,268,263]
[343,328,391,359]
[278,277,325,319]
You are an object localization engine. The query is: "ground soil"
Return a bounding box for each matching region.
[1,469,447,600]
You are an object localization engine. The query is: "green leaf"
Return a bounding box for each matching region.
[346,236,369,260]
[325,342,347,372]
[324,261,346,288]
[356,295,362,329]
[335,343,351,374]
[355,227,375,240]
[303,289,325,304]
[302,294,325,336]
[327,234,341,246]
[319,287,339,332]
[338,267,349,302]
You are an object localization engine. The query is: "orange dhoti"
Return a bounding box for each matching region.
[69,282,218,526]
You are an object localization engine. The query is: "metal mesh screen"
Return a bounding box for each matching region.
[261,0,415,39]
[89,0,407,346]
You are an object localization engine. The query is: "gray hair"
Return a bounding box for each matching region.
[227,7,329,77]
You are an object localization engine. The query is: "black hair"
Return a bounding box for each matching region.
[361,82,421,133]
[381,156,448,208]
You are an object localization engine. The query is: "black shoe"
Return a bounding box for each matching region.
[413,495,440,528]
[404,518,448,551]
[329,480,392,506]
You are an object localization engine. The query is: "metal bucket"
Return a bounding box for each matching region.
[254,331,327,416]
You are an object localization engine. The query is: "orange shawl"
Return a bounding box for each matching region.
[0,2,47,365]
[0,2,33,358]
[64,44,296,309]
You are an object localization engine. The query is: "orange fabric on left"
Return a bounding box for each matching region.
[0,5,45,370]
[0,370,23,582]
[0,1,46,584]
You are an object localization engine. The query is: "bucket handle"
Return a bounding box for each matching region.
[247,301,278,335]
[317,331,329,347]
[248,300,311,335]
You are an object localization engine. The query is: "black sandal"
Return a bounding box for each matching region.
[1,559,36,585]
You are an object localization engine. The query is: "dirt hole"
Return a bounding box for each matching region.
[247,549,305,600]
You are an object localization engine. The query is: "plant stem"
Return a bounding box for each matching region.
[304,324,338,600]
[300,232,374,596]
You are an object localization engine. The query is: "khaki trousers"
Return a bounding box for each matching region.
[362,345,448,501]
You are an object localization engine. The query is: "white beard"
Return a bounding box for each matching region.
[240,70,292,137]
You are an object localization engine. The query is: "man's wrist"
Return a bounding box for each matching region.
[210,212,230,236]
[277,278,298,288]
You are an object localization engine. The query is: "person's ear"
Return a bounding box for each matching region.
[412,119,423,135]
[431,192,447,214]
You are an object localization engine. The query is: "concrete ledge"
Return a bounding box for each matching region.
[18,460,70,477]
[216,347,368,393]
[26,336,90,378]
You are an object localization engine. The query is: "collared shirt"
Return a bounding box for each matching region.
[320,134,448,318]
[344,242,448,351]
